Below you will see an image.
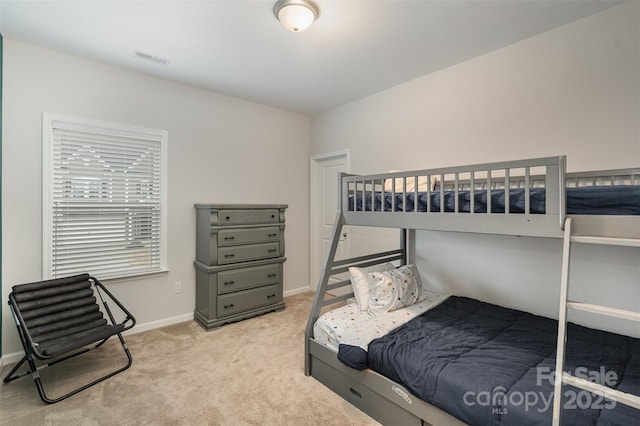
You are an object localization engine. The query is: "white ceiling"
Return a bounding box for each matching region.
[0,0,623,115]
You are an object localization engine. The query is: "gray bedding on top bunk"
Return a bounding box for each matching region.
[338,296,639,426]
[348,185,640,215]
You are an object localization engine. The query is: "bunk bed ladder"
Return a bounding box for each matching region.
[552,217,640,425]
[305,212,345,376]
[304,212,408,376]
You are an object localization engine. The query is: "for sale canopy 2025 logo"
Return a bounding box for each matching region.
[462,366,617,415]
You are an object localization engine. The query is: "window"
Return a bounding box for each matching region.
[43,114,167,280]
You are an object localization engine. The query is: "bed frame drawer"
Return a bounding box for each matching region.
[217,284,281,318]
[219,209,280,225]
[312,358,422,426]
[218,242,280,264]
[218,227,280,247]
[217,264,280,295]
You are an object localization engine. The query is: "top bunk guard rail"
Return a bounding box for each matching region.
[437,168,640,191]
[341,156,566,238]
[565,168,640,186]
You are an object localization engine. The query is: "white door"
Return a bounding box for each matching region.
[310,150,351,292]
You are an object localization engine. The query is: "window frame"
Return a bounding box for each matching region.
[42,113,168,280]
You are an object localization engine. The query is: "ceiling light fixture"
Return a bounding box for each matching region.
[273,0,319,32]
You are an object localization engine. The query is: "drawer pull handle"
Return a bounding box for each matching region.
[225,216,230,220]
[224,304,235,309]
[267,273,277,278]
[224,236,235,240]
[267,294,276,299]
[225,254,235,258]
[224,281,235,285]
[268,233,277,237]
[271,214,275,218]
[349,388,362,399]
[268,249,277,253]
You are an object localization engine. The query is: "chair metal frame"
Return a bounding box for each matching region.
[3,274,136,404]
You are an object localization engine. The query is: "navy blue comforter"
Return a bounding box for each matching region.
[341,297,640,425]
[348,186,640,215]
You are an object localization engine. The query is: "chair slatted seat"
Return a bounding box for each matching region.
[3,273,136,403]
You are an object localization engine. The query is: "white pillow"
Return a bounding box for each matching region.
[383,172,438,193]
[348,262,396,311]
[368,264,422,316]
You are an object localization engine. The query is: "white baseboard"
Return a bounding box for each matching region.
[124,312,194,336]
[1,350,26,366]
[284,285,311,297]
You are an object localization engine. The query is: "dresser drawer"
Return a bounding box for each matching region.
[218,242,280,265]
[219,209,279,225]
[217,284,281,318]
[218,227,280,247]
[218,264,280,295]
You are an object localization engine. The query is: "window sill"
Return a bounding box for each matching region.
[100,269,170,284]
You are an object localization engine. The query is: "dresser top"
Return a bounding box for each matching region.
[195,204,288,209]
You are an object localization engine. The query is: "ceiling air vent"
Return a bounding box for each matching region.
[133,50,170,66]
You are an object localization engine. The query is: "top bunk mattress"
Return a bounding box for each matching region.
[348,185,640,215]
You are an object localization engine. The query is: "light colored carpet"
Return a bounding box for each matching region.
[0,292,380,426]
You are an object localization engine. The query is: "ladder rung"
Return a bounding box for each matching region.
[567,301,640,321]
[321,292,353,306]
[570,236,640,247]
[563,373,640,410]
[325,279,351,292]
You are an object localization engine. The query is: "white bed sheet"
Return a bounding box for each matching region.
[313,291,448,353]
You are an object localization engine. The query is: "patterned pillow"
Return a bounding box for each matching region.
[348,262,396,311]
[368,264,421,315]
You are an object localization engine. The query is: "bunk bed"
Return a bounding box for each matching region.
[304,156,640,426]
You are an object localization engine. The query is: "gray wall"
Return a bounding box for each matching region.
[1,40,312,357]
[311,3,640,336]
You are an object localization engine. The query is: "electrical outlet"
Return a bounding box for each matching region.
[174,281,183,294]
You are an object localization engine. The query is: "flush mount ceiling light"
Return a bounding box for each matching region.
[273,0,319,32]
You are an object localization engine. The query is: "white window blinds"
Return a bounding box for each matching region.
[43,114,167,280]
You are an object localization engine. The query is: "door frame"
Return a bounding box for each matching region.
[309,149,350,291]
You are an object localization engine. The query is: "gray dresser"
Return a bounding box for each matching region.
[194,204,287,330]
